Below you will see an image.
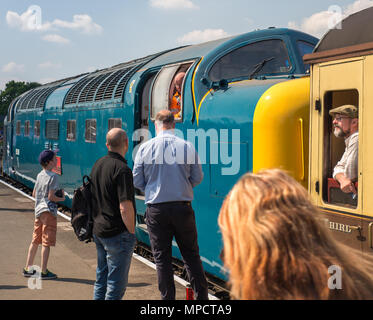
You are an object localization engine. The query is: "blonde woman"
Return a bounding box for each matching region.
[218,169,373,300]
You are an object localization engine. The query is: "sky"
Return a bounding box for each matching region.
[1,0,372,90]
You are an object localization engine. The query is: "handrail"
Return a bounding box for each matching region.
[298,118,305,181]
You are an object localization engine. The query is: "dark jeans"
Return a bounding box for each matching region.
[146,202,208,300]
[93,231,136,300]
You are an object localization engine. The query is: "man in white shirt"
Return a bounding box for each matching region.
[329,105,358,194]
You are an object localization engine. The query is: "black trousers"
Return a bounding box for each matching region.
[145,202,209,300]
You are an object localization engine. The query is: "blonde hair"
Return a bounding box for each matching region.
[218,169,373,300]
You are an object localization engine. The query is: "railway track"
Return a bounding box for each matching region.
[0,172,230,300]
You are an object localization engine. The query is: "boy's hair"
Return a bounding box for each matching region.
[38,150,55,168]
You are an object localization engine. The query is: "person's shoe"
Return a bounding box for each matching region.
[41,269,57,280]
[22,267,36,277]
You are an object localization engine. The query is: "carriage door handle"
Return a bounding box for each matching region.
[369,222,373,249]
[349,225,361,231]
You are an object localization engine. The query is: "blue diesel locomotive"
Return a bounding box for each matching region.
[2,28,318,282]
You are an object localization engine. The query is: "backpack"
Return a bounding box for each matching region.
[71,175,94,243]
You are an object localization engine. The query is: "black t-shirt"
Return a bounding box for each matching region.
[90,151,136,238]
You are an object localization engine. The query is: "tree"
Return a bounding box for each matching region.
[0,81,41,116]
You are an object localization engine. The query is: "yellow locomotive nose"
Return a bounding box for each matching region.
[253,77,310,188]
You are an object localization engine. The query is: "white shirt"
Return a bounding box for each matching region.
[34,169,59,217]
[333,132,359,181]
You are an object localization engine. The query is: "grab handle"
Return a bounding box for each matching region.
[298,118,305,181]
[369,222,373,249]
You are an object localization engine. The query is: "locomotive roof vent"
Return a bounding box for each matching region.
[63,53,158,106]
[16,83,65,112]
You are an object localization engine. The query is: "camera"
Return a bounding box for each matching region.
[55,189,64,198]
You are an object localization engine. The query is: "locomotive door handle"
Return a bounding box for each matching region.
[369,222,373,249]
[349,225,361,231]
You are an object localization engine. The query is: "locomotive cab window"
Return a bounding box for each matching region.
[297,41,315,73]
[208,39,292,82]
[322,89,359,208]
[67,120,76,141]
[151,62,193,121]
[85,119,97,143]
[16,121,21,136]
[108,118,122,131]
[34,120,40,138]
[25,120,30,136]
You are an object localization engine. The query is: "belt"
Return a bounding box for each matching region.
[148,201,191,206]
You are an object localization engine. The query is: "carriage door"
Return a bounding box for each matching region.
[310,58,363,250]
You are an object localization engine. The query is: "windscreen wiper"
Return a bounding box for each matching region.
[249,57,275,80]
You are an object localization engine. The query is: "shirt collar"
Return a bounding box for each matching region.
[345,131,358,146]
[157,129,175,137]
[107,151,127,164]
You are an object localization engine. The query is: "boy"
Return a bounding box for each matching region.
[23,150,65,279]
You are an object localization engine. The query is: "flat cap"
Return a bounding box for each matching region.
[329,104,358,118]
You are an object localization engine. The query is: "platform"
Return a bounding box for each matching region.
[0,181,187,300]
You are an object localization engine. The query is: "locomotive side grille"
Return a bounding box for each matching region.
[62,52,160,106]
[64,76,93,105]
[112,54,161,100]
[114,66,139,99]
[8,96,22,120]
[36,87,57,109]
[16,86,61,110]
[94,70,123,101]
[77,77,100,103]
[45,119,59,140]
[17,89,38,110]
[102,67,131,100]
[26,89,45,109]
[70,77,95,105]
[83,74,110,102]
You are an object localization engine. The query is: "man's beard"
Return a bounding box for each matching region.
[333,126,349,138]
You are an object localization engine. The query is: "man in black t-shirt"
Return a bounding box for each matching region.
[90,128,136,300]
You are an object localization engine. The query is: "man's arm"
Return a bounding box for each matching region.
[47,175,65,202]
[335,173,356,194]
[333,134,358,194]
[120,200,135,234]
[188,143,203,188]
[133,146,146,192]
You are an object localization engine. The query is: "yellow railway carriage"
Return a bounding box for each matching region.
[304,7,373,256]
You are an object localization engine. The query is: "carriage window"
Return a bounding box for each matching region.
[25,121,30,136]
[45,120,59,140]
[85,119,96,143]
[67,120,76,141]
[322,90,359,208]
[34,120,40,138]
[151,62,193,121]
[209,39,292,82]
[108,118,122,131]
[297,41,315,73]
[16,121,21,136]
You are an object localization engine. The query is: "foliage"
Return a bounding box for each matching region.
[0,81,41,116]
